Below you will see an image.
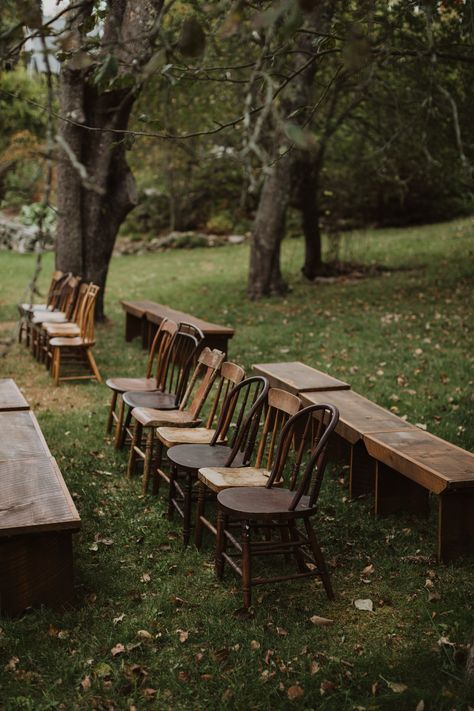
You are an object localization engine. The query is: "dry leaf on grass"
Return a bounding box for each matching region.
[113,613,125,625]
[354,599,373,612]
[136,629,152,640]
[287,684,304,701]
[177,629,189,643]
[80,675,91,691]
[415,701,425,711]
[111,643,125,657]
[310,615,334,626]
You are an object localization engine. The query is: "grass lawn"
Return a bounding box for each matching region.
[0,217,473,710]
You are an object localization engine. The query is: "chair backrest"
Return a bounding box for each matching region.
[266,404,339,511]
[145,319,179,381]
[78,284,100,342]
[51,272,73,310]
[159,329,203,404]
[204,361,245,429]
[254,388,301,469]
[46,270,64,307]
[70,282,89,324]
[61,276,82,320]
[210,375,270,467]
[178,347,225,417]
[178,322,205,343]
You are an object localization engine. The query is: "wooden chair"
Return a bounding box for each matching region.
[126,347,225,493]
[153,361,245,493]
[118,326,204,449]
[105,318,179,447]
[30,275,81,359]
[165,375,270,546]
[49,284,102,385]
[195,387,301,549]
[215,403,339,609]
[18,270,65,343]
[41,282,90,365]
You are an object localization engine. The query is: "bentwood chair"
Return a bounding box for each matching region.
[195,387,301,549]
[215,403,339,609]
[126,347,225,493]
[41,282,90,365]
[29,274,80,357]
[49,284,102,385]
[105,319,178,447]
[165,375,269,546]
[118,325,204,448]
[18,270,65,343]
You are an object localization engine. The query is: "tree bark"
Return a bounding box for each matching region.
[297,156,323,280]
[55,0,163,320]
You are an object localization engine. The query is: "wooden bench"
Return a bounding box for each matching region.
[121,299,234,353]
[0,378,29,411]
[299,389,474,562]
[0,403,81,615]
[252,361,350,395]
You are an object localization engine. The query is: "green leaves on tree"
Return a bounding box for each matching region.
[178,17,206,58]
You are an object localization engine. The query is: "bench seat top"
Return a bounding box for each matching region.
[364,429,474,494]
[121,300,234,336]
[0,410,50,462]
[252,361,350,395]
[0,456,80,536]
[301,389,414,444]
[0,379,29,412]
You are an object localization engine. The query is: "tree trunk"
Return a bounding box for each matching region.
[298,157,323,280]
[248,156,291,299]
[55,0,163,320]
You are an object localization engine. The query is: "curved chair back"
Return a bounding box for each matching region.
[178,348,225,418]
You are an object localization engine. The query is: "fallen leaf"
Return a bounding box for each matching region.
[428,590,441,602]
[320,679,336,695]
[136,630,152,640]
[362,564,375,575]
[310,660,320,675]
[385,679,407,693]
[250,640,261,650]
[80,675,91,691]
[178,670,190,682]
[142,687,157,699]
[287,684,304,701]
[111,643,125,657]
[177,629,189,643]
[310,615,334,626]
[354,599,374,612]
[113,613,125,625]
[140,572,151,583]
[276,627,288,636]
[4,656,19,672]
[415,701,425,711]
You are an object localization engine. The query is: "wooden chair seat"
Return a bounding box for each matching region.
[167,443,246,472]
[49,336,95,347]
[32,312,67,324]
[131,407,202,428]
[156,426,217,448]
[199,466,271,493]
[123,390,177,411]
[105,376,158,394]
[20,303,49,313]
[44,323,80,337]
[218,487,312,518]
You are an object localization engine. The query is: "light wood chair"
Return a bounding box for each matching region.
[18,270,65,344]
[195,387,301,549]
[49,284,102,385]
[30,275,81,359]
[41,282,90,365]
[215,403,339,609]
[105,319,179,447]
[126,347,225,493]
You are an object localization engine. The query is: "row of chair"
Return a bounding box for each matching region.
[18,270,102,385]
[106,321,339,609]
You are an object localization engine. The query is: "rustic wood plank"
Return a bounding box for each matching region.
[0,411,50,461]
[0,457,80,536]
[364,429,474,494]
[0,379,29,412]
[438,490,474,561]
[253,362,350,395]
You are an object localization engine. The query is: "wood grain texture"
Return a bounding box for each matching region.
[198,466,271,492]
[121,300,234,336]
[253,362,350,394]
[0,411,50,461]
[0,379,29,411]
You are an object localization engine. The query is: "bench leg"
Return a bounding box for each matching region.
[438,490,474,562]
[326,432,351,465]
[125,312,142,342]
[375,462,430,517]
[350,441,376,499]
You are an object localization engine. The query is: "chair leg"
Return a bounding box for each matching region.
[152,440,164,495]
[52,347,61,386]
[215,509,227,580]
[114,397,125,449]
[288,521,306,573]
[127,420,142,479]
[167,464,177,520]
[304,518,334,600]
[106,391,118,434]
[242,521,252,609]
[86,348,102,383]
[142,427,154,494]
[183,472,193,547]
[279,524,292,564]
[120,406,133,449]
[194,482,206,550]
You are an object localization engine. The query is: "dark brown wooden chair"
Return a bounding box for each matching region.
[105,319,179,447]
[165,375,270,546]
[195,387,301,549]
[214,403,339,609]
[153,361,245,493]
[118,325,204,449]
[126,347,225,493]
[49,284,102,385]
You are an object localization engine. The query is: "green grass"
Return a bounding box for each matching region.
[0,217,473,710]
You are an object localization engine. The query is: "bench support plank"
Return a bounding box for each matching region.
[350,441,376,498]
[375,462,430,517]
[439,490,474,562]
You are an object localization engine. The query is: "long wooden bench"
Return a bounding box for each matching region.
[253,361,350,394]
[121,299,234,353]
[0,378,29,412]
[0,399,81,615]
[251,363,474,561]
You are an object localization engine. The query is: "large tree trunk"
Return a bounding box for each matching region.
[55,0,163,320]
[248,156,291,299]
[297,156,323,280]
